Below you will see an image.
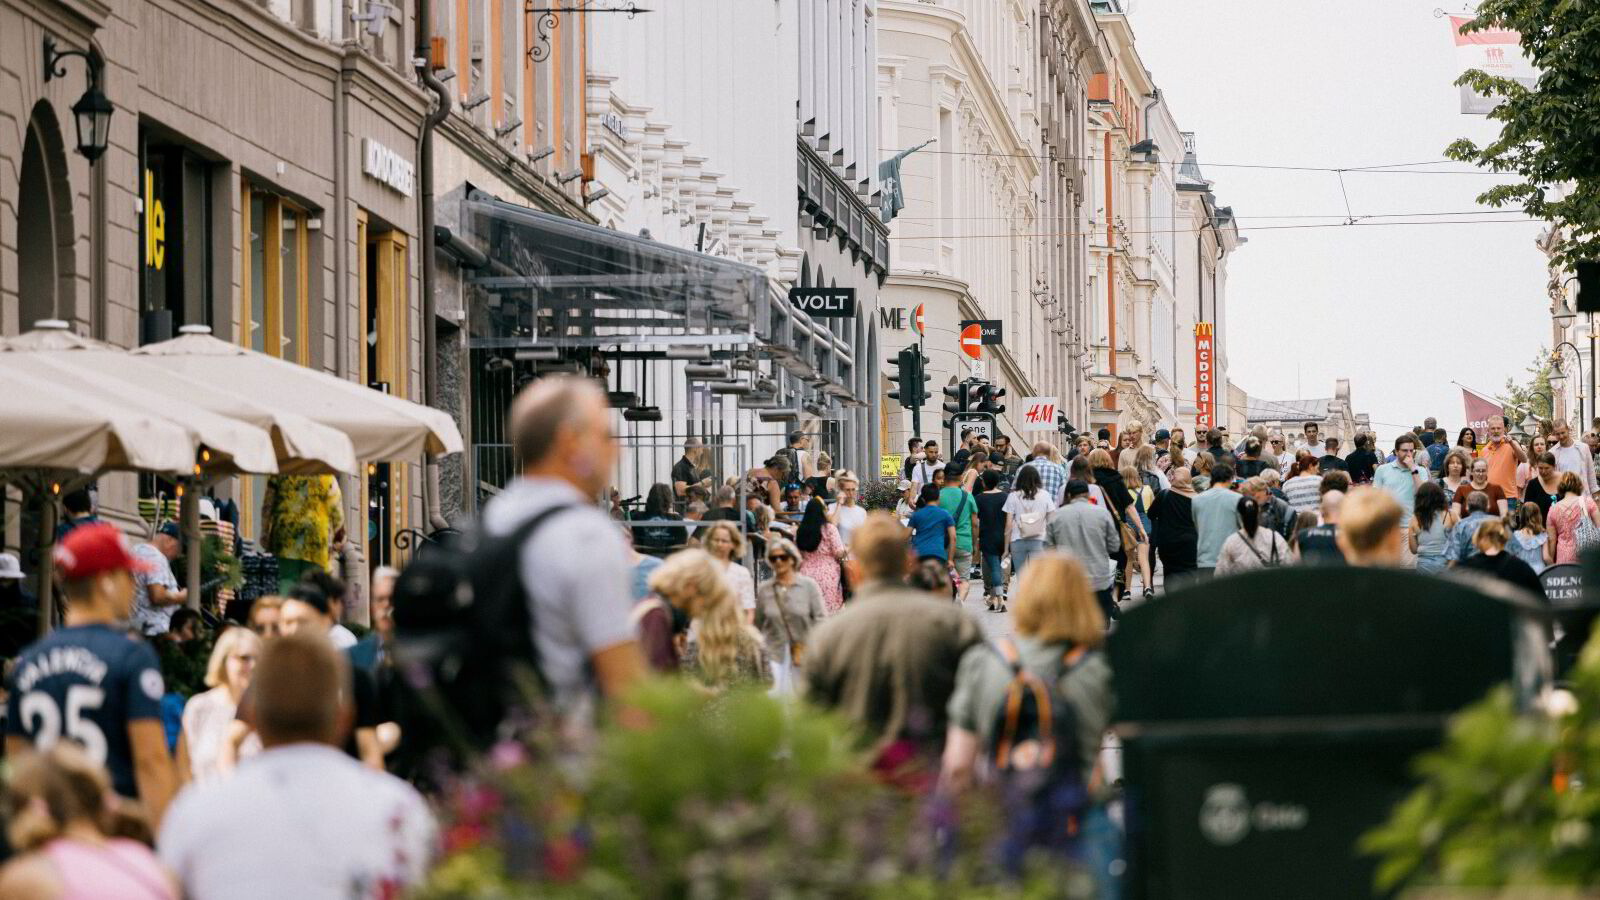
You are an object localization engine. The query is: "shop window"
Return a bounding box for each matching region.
[360,212,410,571]
[139,134,216,343]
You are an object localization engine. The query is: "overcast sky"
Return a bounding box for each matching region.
[1126,0,1550,441]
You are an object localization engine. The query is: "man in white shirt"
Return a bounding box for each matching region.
[131,523,186,635]
[908,440,943,490]
[160,633,436,900]
[1550,420,1598,496]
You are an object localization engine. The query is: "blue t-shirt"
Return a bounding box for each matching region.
[909,505,957,560]
[6,624,164,798]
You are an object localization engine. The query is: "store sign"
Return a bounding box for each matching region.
[143,169,165,270]
[960,319,1004,345]
[1020,397,1059,431]
[602,111,630,140]
[1195,322,1215,429]
[880,454,903,478]
[362,138,415,197]
[879,307,908,330]
[788,287,856,318]
[1542,564,1583,608]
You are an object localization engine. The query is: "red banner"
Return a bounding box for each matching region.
[1461,387,1504,443]
[1195,323,1215,429]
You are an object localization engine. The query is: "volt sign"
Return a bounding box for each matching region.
[788,287,857,318]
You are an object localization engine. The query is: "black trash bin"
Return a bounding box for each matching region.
[1110,566,1549,900]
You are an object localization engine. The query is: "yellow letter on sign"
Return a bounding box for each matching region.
[144,169,165,271]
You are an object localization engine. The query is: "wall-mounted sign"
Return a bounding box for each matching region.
[959,323,983,360]
[602,111,630,140]
[878,308,907,330]
[960,319,1004,345]
[879,454,903,478]
[143,169,165,271]
[789,286,856,318]
[1195,322,1215,429]
[1020,396,1059,431]
[913,303,925,336]
[362,138,415,197]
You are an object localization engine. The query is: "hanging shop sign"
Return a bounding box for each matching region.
[1019,397,1059,432]
[913,303,925,336]
[1195,322,1215,430]
[788,286,857,318]
[362,138,415,197]
[960,319,1004,345]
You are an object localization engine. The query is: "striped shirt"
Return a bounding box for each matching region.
[1283,474,1322,514]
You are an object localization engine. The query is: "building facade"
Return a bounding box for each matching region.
[1243,380,1371,447]
[1172,133,1243,439]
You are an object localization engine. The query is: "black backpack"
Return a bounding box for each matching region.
[988,637,1094,874]
[389,505,572,771]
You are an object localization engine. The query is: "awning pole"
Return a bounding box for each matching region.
[181,476,201,612]
[36,476,56,637]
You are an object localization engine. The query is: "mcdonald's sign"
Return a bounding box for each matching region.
[1195,323,1215,429]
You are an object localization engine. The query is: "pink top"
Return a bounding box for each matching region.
[45,837,174,900]
[1547,496,1599,565]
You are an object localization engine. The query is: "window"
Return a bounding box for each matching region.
[139,134,216,342]
[360,213,410,571]
[239,181,311,365]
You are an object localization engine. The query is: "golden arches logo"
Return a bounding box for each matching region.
[1194,322,1214,337]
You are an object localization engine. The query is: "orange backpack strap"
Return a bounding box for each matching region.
[991,638,1057,769]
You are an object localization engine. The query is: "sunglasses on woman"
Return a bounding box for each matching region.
[768,555,794,564]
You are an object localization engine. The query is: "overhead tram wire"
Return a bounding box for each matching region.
[886,218,1540,241]
[892,209,1532,222]
[875,147,1509,176]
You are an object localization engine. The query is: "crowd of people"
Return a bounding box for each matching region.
[0,373,1592,896]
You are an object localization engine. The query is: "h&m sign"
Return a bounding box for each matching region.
[788,287,856,318]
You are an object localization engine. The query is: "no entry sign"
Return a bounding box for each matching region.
[960,323,982,359]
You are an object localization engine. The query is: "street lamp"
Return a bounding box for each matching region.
[1552,341,1585,426]
[43,37,112,164]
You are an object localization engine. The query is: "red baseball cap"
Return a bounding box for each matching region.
[53,523,154,580]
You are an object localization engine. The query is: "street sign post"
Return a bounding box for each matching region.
[959,323,982,360]
[950,411,995,448]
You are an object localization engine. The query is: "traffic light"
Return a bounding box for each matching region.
[1057,412,1076,437]
[887,346,927,410]
[974,383,1007,416]
[942,381,969,416]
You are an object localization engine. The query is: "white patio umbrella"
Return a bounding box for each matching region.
[0,362,195,473]
[133,327,463,460]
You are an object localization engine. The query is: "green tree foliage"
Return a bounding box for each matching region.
[1445,2,1600,268]
[1496,347,1555,425]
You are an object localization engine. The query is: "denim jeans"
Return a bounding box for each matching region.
[1009,538,1045,585]
[982,552,1006,595]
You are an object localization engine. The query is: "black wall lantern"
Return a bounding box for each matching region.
[43,36,113,164]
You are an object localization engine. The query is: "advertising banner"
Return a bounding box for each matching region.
[1019,397,1059,431]
[1449,16,1537,115]
[1195,323,1215,430]
[1460,387,1504,443]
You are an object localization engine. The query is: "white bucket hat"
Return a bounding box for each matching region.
[0,552,22,581]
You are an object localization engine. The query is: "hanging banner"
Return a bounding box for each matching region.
[1449,16,1537,115]
[1020,397,1059,431]
[1461,386,1504,444]
[1195,323,1215,430]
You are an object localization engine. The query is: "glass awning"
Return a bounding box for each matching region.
[461,192,767,350]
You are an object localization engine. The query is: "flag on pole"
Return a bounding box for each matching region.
[1461,385,1504,443]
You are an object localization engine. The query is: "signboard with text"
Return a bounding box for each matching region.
[1020,396,1059,431]
[1195,323,1215,430]
[950,412,995,448]
[959,319,1004,345]
[880,454,903,478]
[788,287,857,318]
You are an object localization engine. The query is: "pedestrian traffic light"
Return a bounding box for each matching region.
[942,381,969,416]
[974,383,1006,416]
[887,346,926,410]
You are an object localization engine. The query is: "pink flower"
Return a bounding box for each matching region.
[490,740,528,772]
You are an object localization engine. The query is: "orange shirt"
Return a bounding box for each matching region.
[1482,439,1519,499]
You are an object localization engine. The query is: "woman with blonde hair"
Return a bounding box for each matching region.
[1189,450,1214,492]
[701,520,757,622]
[652,549,770,689]
[939,552,1113,875]
[1545,471,1600,566]
[753,537,825,695]
[0,744,177,898]
[182,627,264,781]
[1457,517,1545,597]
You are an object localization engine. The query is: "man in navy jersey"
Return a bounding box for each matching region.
[5,524,176,826]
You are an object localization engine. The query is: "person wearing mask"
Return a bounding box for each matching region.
[1373,433,1429,559]
[1334,488,1409,567]
[702,521,757,622]
[1523,451,1562,519]
[1282,452,1323,514]
[1549,419,1598,497]
[1216,497,1290,574]
[159,635,436,899]
[1345,433,1379,485]
[655,550,770,691]
[5,524,176,829]
[1453,457,1508,519]
[830,471,868,548]
[908,484,957,565]
[131,523,187,637]
[180,627,263,782]
[0,744,177,899]
[1439,448,1473,500]
[1515,433,1549,496]
[795,496,848,615]
[1545,472,1600,566]
[1192,462,1243,579]
[1003,465,1057,598]
[804,514,983,766]
[1410,482,1455,574]
[1044,481,1122,621]
[1149,467,1200,584]
[1456,519,1545,597]
[975,470,1012,612]
[939,552,1112,880]
[481,376,645,712]
[754,537,825,695]
[1446,491,1498,567]
[1295,490,1346,564]
[1508,502,1548,575]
